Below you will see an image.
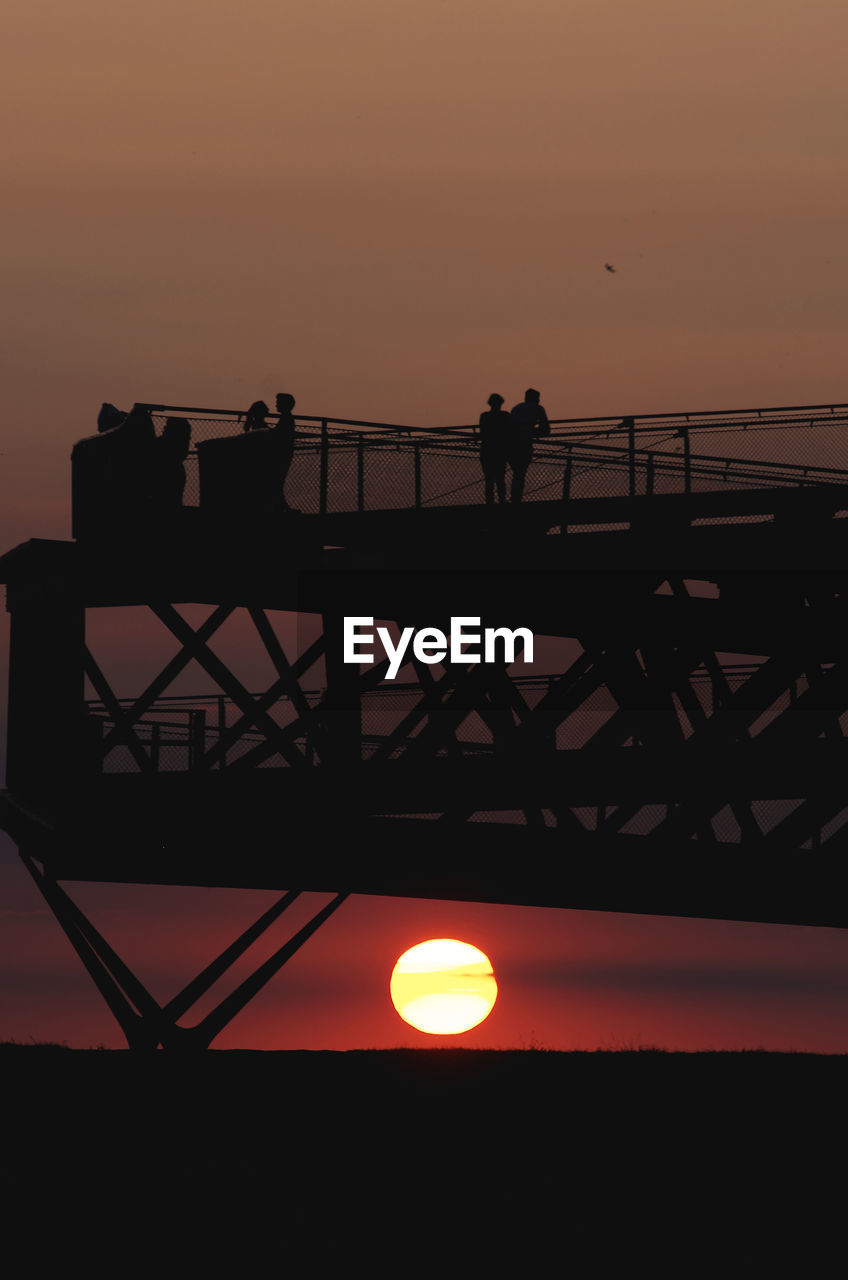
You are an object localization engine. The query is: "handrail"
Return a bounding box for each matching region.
[84,662,828,709]
[437,402,848,435]
[138,404,470,438]
[139,399,848,440]
[532,439,848,480]
[112,398,848,521]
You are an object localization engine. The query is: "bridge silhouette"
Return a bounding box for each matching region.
[3,397,848,1047]
[147,397,848,513]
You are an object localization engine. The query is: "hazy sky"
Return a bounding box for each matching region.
[3,0,848,1050]
[5,0,848,456]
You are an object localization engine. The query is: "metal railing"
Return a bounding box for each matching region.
[85,662,839,775]
[137,399,848,517]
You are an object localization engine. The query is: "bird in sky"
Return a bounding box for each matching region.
[604,262,616,273]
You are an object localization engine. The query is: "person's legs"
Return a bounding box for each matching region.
[280,438,294,509]
[509,446,531,502]
[484,455,506,504]
[482,459,495,504]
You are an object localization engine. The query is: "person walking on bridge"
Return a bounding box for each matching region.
[507,387,550,503]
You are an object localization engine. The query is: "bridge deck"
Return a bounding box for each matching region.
[5,469,848,927]
[7,479,848,602]
[3,773,848,927]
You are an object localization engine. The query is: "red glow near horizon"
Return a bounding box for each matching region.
[4,0,848,1052]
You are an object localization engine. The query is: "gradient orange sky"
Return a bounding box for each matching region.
[3,0,848,1050]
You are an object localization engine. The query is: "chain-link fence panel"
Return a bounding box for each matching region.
[141,402,848,523]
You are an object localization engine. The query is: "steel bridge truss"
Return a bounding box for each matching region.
[6,457,848,1047]
[79,578,848,853]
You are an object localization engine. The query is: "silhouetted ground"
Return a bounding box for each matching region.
[2,1045,842,1262]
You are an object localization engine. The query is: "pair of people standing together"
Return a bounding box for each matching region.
[243,391,297,510]
[479,387,550,504]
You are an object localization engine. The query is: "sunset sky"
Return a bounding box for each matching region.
[4,0,848,1051]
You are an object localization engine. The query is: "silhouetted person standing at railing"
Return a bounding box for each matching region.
[478,393,509,504]
[243,400,269,432]
[152,416,191,518]
[275,392,297,510]
[106,404,157,519]
[507,387,550,502]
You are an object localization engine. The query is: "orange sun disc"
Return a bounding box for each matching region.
[390,938,498,1035]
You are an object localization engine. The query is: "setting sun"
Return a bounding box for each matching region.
[390,939,498,1035]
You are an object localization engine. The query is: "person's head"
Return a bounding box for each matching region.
[123,404,155,440]
[276,392,296,413]
[487,393,504,408]
[243,400,267,432]
[524,388,540,404]
[244,400,268,428]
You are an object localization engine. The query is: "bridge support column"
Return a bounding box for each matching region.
[18,849,348,1050]
[6,588,86,796]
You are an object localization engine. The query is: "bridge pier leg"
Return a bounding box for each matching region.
[6,594,86,795]
[18,849,348,1050]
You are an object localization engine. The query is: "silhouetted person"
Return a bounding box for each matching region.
[507,387,550,503]
[152,416,191,517]
[274,392,296,510]
[97,402,126,432]
[478,393,509,504]
[103,404,157,525]
[243,400,269,432]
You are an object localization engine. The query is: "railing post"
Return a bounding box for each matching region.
[646,452,655,496]
[679,425,691,495]
[319,419,329,516]
[414,444,422,509]
[561,447,572,536]
[561,447,573,502]
[357,434,365,511]
[189,709,206,772]
[624,416,636,498]
[150,722,160,772]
